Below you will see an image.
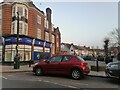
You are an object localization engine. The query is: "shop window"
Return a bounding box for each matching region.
[5,50,12,61]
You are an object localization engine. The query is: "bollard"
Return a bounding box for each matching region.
[96,59,99,72]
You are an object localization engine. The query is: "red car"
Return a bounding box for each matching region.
[33,54,90,80]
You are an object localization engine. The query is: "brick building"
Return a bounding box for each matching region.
[0,0,61,63]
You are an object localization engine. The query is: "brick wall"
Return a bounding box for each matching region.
[2,4,12,36]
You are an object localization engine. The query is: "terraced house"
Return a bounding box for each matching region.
[0,0,61,64]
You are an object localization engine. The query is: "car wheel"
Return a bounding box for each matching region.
[35,67,43,76]
[71,69,83,80]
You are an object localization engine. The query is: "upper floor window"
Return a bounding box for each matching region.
[0,9,2,19]
[24,9,27,18]
[52,24,54,32]
[12,23,15,34]
[17,7,23,16]
[12,4,28,19]
[52,35,55,43]
[37,28,41,39]
[45,32,49,41]
[24,23,28,35]
[19,22,23,34]
[12,6,16,16]
[37,15,41,24]
[44,17,49,29]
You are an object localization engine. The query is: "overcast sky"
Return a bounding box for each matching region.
[34,1,118,49]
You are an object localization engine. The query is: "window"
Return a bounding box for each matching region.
[37,28,41,39]
[62,56,72,62]
[37,15,41,24]
[17,7,23,16]
[24,24,28,35]
[45,32,49,41]
[12,6,16,16]
[12,23,15,34]
[44,18,48,29]
[52,35,55,43]
[76,56,85,62]
[24,9,27,18]
[0,9,2,19]
[52,24,54,32]
[49,56,62,63]
[19,23,23,34]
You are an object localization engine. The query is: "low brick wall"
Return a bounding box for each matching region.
[91,65,106,71]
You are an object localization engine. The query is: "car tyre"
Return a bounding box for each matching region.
[71,69,83,80]
[35,67,43,76]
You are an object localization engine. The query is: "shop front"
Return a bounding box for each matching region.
[2,35,51,64]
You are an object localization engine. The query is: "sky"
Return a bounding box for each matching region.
[33,1,118,49]
[0,0,118,49]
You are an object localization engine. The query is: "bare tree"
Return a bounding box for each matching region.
[109,28,120,47]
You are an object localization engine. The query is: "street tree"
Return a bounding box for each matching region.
[109,28,120,47]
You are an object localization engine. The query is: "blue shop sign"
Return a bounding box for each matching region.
[5,37,16,43]
[0,38,2,44]
[24,38,32,44]
[45,42,51,48]
[5,37,33,44]
[34,40,44,46]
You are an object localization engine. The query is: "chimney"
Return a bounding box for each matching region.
[46,8,52,23]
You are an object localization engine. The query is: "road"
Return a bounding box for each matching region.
[1,72,120,89]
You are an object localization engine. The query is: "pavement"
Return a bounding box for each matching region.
[0,63,106,78]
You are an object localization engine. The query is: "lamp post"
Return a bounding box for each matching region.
[16,12,19,55]
[14,12,20,69]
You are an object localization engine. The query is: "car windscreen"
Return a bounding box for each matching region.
[76,56,85,62]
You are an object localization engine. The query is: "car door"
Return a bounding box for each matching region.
[59,55,73,74]
[43,55,63,74]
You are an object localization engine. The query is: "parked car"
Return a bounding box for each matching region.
[82,55,95,61]
[105,61,120,79]
[33,54,90,80]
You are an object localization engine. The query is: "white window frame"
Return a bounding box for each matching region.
[37,15,41,24]
[37,28,41,39]
[45,32,49,41]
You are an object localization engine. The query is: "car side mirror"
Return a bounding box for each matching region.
[45,60,50,64]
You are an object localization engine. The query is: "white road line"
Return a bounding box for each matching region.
[42,80,78,89]
[2,76,8,80]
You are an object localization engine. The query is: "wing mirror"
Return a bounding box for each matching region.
[45,60,50,64]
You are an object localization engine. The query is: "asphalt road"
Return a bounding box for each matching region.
[1,72,120,89]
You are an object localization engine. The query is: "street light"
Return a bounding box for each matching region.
[16,12,19,55]
[14,12,20,69]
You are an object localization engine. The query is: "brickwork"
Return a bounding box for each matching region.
[2,4,12,36]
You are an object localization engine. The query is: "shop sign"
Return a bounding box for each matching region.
[34,40,44,46]
[45,42,51,48]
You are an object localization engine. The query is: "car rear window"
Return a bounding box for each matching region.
[76,56,85,62]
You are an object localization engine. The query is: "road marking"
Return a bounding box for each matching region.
[0,76,8,80]
[73,82,88,86]
[42,80,78,89]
